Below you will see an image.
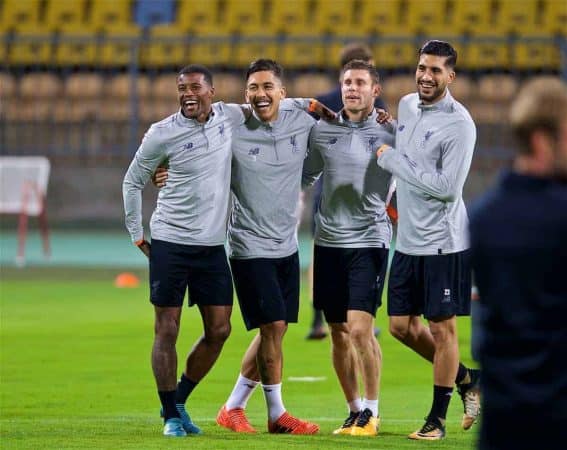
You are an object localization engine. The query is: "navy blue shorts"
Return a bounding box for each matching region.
[313,245,388,323]
[149,240,233,308]
[387,250,472,320]
[230,252,300,330]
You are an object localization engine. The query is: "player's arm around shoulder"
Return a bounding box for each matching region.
[301,128,324,188]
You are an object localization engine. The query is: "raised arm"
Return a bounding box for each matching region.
[376,120,475,202]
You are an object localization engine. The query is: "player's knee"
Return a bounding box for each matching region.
[329,325,349,347]
[389,321,409,341]
[350,325,371,346]
[205,322,231,345]
[429,320,455,344]
[154,313,180,342]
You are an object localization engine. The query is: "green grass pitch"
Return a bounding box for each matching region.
[1,267,477,449]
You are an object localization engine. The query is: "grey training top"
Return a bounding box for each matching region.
[377,91,476,255]
[303,109,395,248]
[228,99,316,258]
[123,102,245,246]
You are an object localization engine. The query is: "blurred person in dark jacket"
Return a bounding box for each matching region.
[469,77,567,450]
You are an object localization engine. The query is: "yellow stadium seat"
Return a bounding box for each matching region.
[90,0,133,32]
[462,38,510,70]
[98,26,141,67]
[359,0,403,34]
[496,0,539,34]
[54,31,97,66]
[406,0,448,34]
[291,73,334,98]
[44,0,86,32]
[143,26,188,68]
[542,0,567,35]
[176,0,220,35]
[279,38,326,69]
[187,35,232,66]
[9,27,52,65]
[232,37,278,67]
[223,0,266,34]
[267,0,312,35]
[0,0,41,32]
[313,0,363,36]
[372,39,415,69]
[450,0,494,35]
[512,36,561,70]
[0,33,7,63]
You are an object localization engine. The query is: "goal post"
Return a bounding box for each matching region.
[0,156,51,266]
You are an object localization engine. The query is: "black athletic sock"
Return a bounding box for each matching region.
[159,390,180,421]
[455,363,468,385]
[427,385,453,423]
[175,373,198,404]
[312,308,324,328]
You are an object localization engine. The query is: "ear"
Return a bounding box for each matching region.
[447,70,456,85]
[530,129,554,166]
[373,83,382,97]
[209,86,215,98]
[280,85,287,99]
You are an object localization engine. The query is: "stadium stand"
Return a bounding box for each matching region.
[0,0,565,162]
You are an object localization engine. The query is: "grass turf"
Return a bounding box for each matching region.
[1,267,478,449]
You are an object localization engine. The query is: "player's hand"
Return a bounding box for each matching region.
[136,240,151,258]
[152,167,168,188]
[308,99,338,122]
[376,108,393,124]
[386,204,398,225]
[376,144,391,157]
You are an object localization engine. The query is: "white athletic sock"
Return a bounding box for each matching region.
[348,398,362,413]
[262,383,286,422]
[362,398,379,417]
[225,374,259,410]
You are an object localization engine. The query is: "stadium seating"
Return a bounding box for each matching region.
[224,0,266,35]
[449,0,494,35]
[405,0,448,34]
[359,0,403,35]
[44,0,86,32]
[266,0,312,35]
[54,30,97,66]
[0,0,41,31]
[291,73,334,98]
[496,0,539,34]
[90,0,134,33]
[313,0,362,37]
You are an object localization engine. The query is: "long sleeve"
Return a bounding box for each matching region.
[122,126,165,242]
[301,136,324,189]
[377,119,475,202]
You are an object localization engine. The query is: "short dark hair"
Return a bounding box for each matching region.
[341,59,380,85]
[418,40,457,69]
[340,43,373,67]
[178,64,213,86]
[246,58,284,82]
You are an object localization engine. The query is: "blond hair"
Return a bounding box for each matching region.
[510,77,567,154]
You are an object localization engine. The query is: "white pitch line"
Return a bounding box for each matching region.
[287,376,327,382]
